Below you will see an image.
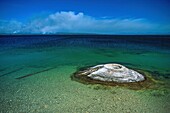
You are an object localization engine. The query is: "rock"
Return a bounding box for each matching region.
[72,63,157,90]
[81,64,145,83]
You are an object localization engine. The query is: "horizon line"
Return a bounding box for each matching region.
[0,33,170,36]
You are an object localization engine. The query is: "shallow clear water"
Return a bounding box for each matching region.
[0,35,170,113]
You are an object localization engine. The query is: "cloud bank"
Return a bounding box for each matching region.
[0,11,170,34]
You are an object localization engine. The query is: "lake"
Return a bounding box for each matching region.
[0,35,170,113]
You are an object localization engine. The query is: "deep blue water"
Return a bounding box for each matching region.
[0,35,170,51]
[0,35,170,75]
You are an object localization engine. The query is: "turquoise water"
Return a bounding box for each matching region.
[0,35,170,113]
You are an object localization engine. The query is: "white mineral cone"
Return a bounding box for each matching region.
[87,64,145,83]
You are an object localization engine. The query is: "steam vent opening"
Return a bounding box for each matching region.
[72,63,157,90]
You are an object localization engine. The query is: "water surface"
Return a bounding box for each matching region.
[0,35,170,113]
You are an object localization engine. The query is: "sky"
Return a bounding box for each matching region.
[0,0,170,34]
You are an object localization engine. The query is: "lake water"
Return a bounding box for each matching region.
[0,35,170,113]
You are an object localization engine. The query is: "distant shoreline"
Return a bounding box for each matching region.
[0,34,170,36]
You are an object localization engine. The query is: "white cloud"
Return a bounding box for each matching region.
[0,11,170,34]
[0,20,22,34]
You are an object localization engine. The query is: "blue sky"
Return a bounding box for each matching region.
[0,0,170,34]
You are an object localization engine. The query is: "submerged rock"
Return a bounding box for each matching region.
[78,64,145,83]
